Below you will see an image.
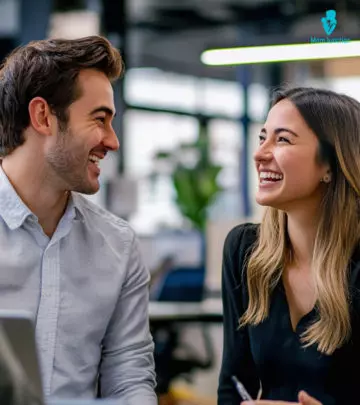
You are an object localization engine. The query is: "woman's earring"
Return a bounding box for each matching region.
[321,173,332,183]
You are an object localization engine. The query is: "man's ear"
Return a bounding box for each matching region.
[28,97,54,136]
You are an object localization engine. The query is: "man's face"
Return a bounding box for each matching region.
[45,69,119,194]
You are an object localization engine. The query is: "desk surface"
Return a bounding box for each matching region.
[49,401,119,405]
[149,298,223,323]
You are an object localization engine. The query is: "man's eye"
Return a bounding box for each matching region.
[96,117,106,124]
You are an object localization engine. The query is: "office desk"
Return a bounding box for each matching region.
[149,298,222,398]
[149,298,223,324]
[49,401,119,405]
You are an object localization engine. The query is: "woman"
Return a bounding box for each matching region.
[218,86,360,405]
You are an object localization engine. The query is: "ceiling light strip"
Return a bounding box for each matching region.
[201,41,360,66]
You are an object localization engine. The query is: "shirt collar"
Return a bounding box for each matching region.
[67,193,85,223]
[0,165,84,230]
[0,165,34,230]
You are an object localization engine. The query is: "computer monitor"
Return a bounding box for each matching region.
[0,311,128,405]
[0,310,44,404]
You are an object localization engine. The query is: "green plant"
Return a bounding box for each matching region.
[152,122,222,232]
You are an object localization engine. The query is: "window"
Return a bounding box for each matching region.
[125,68,243,118]
[208,119,243,189]
[123,69,268,232]
[123,110,198,234]
[125,68,198,113]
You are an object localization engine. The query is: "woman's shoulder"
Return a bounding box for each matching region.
[224,222,259,255]
[222,223,259,298]
[349,247,360,314]
[222,223,260,278]
[350,246,360,288]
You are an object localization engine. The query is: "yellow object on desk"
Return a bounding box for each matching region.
[158,383,216,405]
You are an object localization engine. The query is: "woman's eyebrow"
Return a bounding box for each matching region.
[260,127,298,137]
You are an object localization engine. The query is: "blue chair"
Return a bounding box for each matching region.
[150,265,215,397]
[155,266,206,302]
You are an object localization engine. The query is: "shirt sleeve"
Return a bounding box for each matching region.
[218,224,260,405]
[99,232,157,405]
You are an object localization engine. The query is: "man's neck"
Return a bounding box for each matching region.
[1,154,69,238]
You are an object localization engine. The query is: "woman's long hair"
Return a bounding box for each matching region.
[240,87,360,355]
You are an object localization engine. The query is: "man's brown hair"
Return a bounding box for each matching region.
[0,35,123,156]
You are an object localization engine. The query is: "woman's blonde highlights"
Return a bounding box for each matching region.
[240,87,360,355]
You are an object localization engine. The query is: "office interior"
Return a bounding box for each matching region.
[0,0,359,404]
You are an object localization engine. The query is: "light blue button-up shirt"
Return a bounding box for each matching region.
[0,166,157,404]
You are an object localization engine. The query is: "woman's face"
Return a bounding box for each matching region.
[253,98,330,212]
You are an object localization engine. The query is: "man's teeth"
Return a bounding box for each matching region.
[89,154,100,166]
[259,172,283,181]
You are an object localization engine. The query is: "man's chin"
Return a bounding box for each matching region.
[73,182,100,195]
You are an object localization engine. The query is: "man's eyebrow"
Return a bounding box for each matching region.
[260,127,299,137]
[90,106,116,117]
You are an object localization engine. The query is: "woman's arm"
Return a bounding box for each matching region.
[218,224,260,405]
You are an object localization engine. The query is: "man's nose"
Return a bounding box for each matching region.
[104,126,120,151]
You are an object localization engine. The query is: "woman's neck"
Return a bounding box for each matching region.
[286,208,320,269]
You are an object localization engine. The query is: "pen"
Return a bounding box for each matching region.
[231,375,255,403]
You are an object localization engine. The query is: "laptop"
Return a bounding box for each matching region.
[0,311,120,405]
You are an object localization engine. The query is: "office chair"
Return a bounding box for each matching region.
[154,266,206,302]
[150,265,216,400]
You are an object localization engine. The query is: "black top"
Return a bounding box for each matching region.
[218,223,360,405]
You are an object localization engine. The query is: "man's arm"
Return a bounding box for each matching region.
[99,232,157,404]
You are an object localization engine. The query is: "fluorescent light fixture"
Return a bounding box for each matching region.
[201,41,360,66]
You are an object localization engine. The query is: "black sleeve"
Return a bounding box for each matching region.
[217,223,260,405]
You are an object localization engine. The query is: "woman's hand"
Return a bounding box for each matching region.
[241,390,322,405]
[297,391,322,405]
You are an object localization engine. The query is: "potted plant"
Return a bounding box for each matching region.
[151,119,223,264]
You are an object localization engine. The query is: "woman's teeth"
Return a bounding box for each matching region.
[259,172,283,183]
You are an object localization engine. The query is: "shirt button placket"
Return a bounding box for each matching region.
[35,242,60,397]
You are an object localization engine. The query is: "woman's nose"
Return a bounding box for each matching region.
[253,142,273,163]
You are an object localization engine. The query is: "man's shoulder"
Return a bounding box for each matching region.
[72,193,135,240]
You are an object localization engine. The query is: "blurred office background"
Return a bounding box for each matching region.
[1,0,359,403]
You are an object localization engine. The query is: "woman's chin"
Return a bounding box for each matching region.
[255,194,283,209]
[255,194,273,207]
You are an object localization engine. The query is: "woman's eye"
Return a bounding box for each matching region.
[259,135,266,143]
[278,136,290,143]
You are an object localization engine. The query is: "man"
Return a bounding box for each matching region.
[0,36,157,404]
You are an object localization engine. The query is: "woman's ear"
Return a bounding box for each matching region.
[320,168,332,184]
